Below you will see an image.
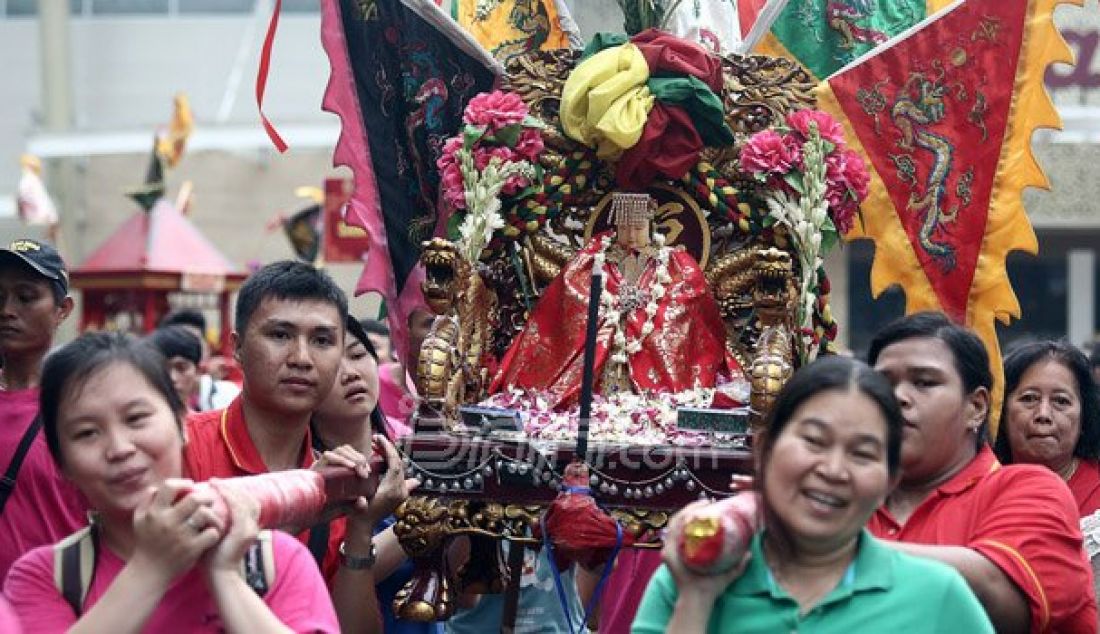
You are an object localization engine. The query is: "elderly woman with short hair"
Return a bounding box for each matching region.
[994,339,1100,516]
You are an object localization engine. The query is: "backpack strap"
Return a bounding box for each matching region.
[54,524,277,615]
[53,523,98,616]
[0,415,43,515]
[241,530,277,597]
[306,521,330,569]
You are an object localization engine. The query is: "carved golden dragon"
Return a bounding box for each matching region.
[417,239,497,420]
[747,248,796,424]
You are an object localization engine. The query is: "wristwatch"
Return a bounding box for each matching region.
[339,541,377,570]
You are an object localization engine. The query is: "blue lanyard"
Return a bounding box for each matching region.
[539,486,625,634]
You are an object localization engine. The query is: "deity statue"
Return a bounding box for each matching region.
[490,192,737,410]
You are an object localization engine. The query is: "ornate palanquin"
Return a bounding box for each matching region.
[392,49,826,622]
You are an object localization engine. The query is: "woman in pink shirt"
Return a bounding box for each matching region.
[0,594,21,634]
[3,332,339,633]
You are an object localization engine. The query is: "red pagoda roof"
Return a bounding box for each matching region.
[72,200,245,290]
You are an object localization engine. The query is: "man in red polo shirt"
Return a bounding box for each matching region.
[869,313,1095,633]
[184,261,381,629]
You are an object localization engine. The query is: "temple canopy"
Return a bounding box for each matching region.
[71,199,246,354]
[74,199,243,285]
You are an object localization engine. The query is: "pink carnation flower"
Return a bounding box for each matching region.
[463,90,528,131]
[514,127,545,162]
[739,129,800,176]
[824,149,870,234]
[437,136,467,210]
[436,136,463,168]
[501,172,532,196]
[841,150,870,200]
[475,146,533,196]
[787,109,846,147]
[474,145,520,171]
[440,162,466,210]
[782,133,804,169]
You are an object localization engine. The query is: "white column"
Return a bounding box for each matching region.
[1067,249,1095,348]
[823,247,849,351]
[38,0,88,269]
[39,0,73,132]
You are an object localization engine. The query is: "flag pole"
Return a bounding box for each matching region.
[575,269,603,461]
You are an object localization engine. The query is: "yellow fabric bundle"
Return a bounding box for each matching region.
[560,43,654,158]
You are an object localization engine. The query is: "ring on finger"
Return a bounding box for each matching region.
[185,515,203,532]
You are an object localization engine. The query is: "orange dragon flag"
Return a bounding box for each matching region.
[814,0,1083,432]
[451,0,578,65]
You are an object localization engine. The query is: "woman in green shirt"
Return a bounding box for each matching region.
[632,356,992,633]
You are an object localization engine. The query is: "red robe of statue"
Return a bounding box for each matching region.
[490,233,732,409]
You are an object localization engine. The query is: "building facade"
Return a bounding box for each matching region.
[1,0,1097,351]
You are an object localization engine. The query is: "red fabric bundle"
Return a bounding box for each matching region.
[676,493,759,575]
[540,462,635,570]
[630,28,723,92]
[182,463,381,531]
[616,103,703,190]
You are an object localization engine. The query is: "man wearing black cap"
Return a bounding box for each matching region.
[0,238,87,579]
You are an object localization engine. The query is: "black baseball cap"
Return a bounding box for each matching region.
[0,238,69,294]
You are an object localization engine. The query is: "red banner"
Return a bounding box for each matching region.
[818,0,1080,435]
[322,178,370,263]
[827,2,1026,320]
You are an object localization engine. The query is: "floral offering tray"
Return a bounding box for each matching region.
[470,383,751,447]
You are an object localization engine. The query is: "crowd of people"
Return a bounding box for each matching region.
[2,236,1100,633]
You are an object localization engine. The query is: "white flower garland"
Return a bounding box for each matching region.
[454,149,535,263]
[762,126,830,365]
[593,232,671,366]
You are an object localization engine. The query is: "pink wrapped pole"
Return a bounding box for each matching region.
[186,461,382,531]
[676,493,760,575]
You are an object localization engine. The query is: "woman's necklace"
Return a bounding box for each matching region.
[1061,457,1081,482]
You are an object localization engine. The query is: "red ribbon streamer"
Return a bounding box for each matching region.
[256,0,288,153]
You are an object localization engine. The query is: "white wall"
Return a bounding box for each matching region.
[0,12,334,194]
